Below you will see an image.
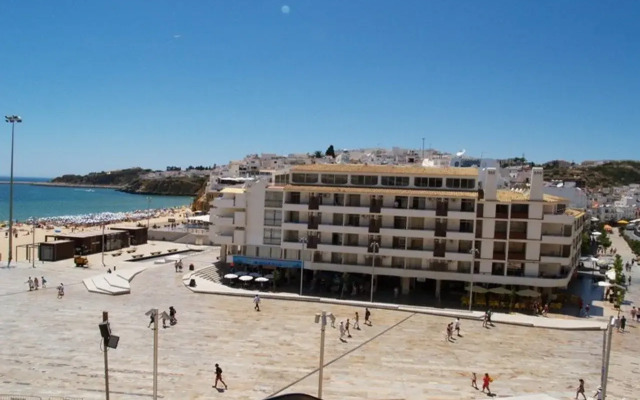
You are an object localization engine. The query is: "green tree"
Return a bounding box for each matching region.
[581,232,591,255]
[613,254,626,308]
[325,145,336,158]
[313,150,323,158]
[599,230,612,251]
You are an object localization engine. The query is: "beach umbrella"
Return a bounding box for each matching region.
[224,273,238,280]
[591,217,599,222]
[489,286,512,295]
[255,277,269,283]
[516,289,541,297]
[239,275,253,282]
[465,285,488,294]
[618,220,629,225]
[590,232,602,237]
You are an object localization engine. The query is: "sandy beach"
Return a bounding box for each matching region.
[0,206,192,263]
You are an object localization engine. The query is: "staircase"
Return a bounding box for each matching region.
[191,265,223,284]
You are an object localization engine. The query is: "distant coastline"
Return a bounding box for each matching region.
[0,181,123,189]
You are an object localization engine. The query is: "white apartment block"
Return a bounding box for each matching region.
[210,164,586,298]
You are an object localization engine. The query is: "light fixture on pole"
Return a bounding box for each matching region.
[5,115,21,268]
[147,197,151,228]
[145,308,167,400]
[101,224,106,267]
[98,311,119,400]
[601,316,615,399]
[32,220,36,268]
[369,240,380,302]
[299,235,308,296]
[314,310,335,399]
[468,248,479,311]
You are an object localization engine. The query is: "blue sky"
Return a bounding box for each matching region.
[1,0,639,177]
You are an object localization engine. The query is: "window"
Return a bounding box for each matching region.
[381,176,409,187]
[350,175,378,186]
[320,174,348,185]
[265,191,283,207]
[291,173,319,184]
[263,228,282,245]
[264,210,282,226]
[414,177,443,188]
[274,174,289,185]
[445,178,475,189]
[460,220,474,233]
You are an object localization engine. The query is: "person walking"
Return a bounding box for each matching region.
[213,363,228,389]
[632,307,637,321]
[57,283,64,299]
[364,308,371,326]
[148,313,155,328]
[174,260,179,273]
[620,315,627,332]
[253,294,261,312]
[41,276,47,288]
[592,386,603,400]
[454,317,461,336]
[339,321,346,341]
[575,378,587,400]
[481,373,493,395]
[482,312,488,328]
[354,312,360,330]
[33,277,39,290]
[26,277,34,291]
[471,372,478,389]
[345,319,352,338]
[585,304,590,318]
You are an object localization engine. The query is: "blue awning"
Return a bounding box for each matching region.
[231,255,302,269]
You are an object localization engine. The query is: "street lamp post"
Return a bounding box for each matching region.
[5,115,21,267]
[468,248,479,311]
[314,311,334,399]
[147,197,151,228]
[299,236,308,296]
[101,224,106,267]
[369,240,380,302]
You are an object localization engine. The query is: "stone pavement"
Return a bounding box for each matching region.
[0,242,637,399]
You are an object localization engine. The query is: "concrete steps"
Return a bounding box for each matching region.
[83,266,147,295]
[192,266,222,284]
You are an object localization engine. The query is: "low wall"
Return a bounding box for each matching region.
[148,229,214,245]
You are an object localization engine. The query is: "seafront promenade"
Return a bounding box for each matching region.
[0,233,637,399]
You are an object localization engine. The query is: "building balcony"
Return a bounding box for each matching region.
[511,212,529,219]
[543,213,572,223]
[541,235,573,245]
[447,211,476,219]
[213,198,244,209]
[282,203,309,212]
[316,243,369,255]
[318,204,368,214]
[491,251,506,260]
[212,232,233,245]
[495,212,509,219]
[494,231,507,240]
[508,252,526,261]
[281,222,306,231]
[509,231,527,240]
[381,207,437,218]
[540,254,571,264]
[447,231,475,240]
[214,216,234,227]
[444,251,474,261]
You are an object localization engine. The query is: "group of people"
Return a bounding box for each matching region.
[174,260,183,272]
[147,306,178,329]
[575,378,604,400]
[25,276,46,291]
[482,309,494,328]
[338,308,371,342]
[445,318,462,342]
[470,372,493,395]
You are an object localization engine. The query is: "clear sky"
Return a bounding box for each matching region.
[1,0,638,178]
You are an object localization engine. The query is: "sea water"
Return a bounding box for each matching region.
[0,177,193,222]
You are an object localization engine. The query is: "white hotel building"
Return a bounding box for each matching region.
[210,164,586,299]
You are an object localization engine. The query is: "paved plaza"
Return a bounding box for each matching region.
[0,239,638,399]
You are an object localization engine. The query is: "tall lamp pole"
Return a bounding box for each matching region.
[4,115,21,267]
[314,311,334,399]
[147,197,151,228]
[299,236,308,296]
[468,248,479,311]
[369,240,380,302]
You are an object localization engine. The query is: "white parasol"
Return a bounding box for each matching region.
[465,285,489,294]
[255,277,269,283]
[224,273,238,280]
[239,275,253,282]
[488,286,512,295]
[516,289,541,297]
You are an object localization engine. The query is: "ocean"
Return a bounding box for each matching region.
[0,176,194,222]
